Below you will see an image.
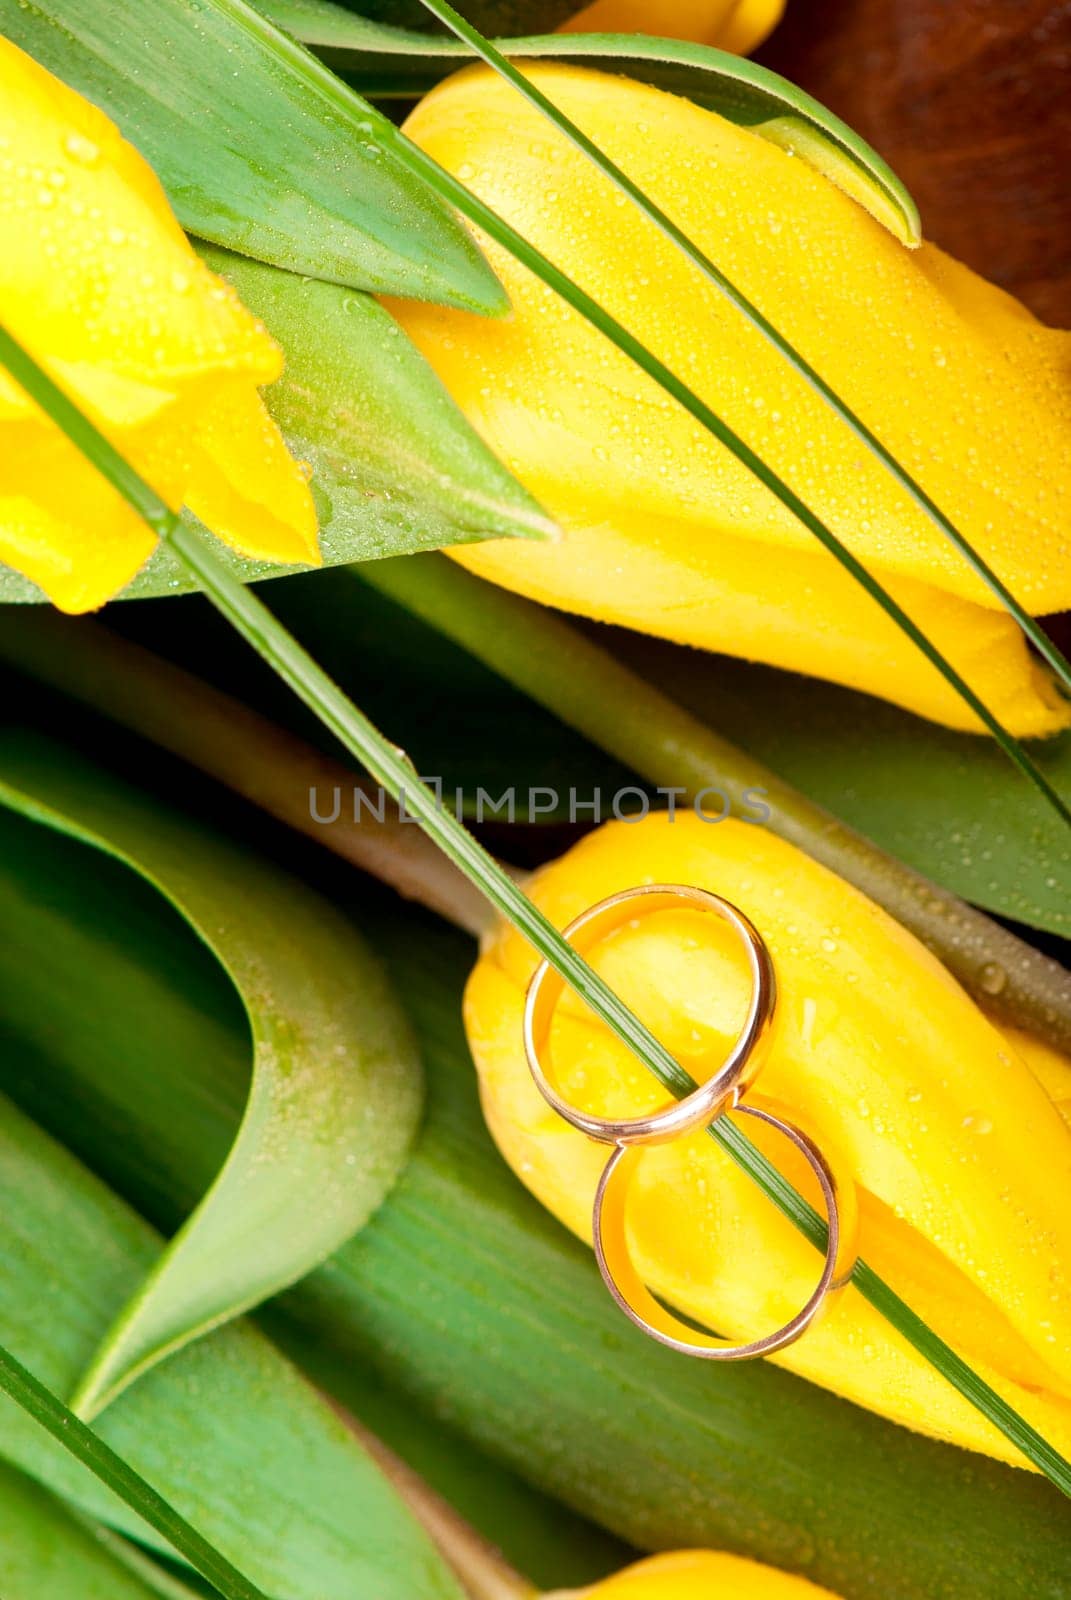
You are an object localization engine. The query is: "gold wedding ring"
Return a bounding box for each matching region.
[522,883,858,1362]
[594,1094,858,1359]
[524,884,777,1146]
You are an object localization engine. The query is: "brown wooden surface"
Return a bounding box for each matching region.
[756,0,1071,326]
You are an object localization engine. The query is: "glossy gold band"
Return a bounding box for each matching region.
[523,883,778,1146]
[521,883,858,1362]
[593,1094,858,1360]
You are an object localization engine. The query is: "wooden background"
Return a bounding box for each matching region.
[756,0,1071,326]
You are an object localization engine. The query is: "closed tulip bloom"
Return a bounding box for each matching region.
[559,0,784,54]
[391,66,1071,736]
[0,38,318,613]
[463,812,1071,1464]
[547,1550,840,1599]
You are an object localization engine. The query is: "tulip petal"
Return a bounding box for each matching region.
[466,814,1071,1463]
[0,36,318,608]
[571,1549,839,1599]
[1006,1028,1071,1129]
[558,0,785,55]
[393,65,1071,733]
[0,40,284,403]
[453,507,1069,735]
[184,381,321,569]
[0,422,159,613]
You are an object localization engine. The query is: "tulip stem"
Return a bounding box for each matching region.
[356,554,1071,1052]
[414,0,1071,710]
[4,328,1071,1495]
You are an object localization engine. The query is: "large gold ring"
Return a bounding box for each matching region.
[593,1094,859,1360]
[523,884,777,1146]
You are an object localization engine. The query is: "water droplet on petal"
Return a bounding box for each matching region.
[63,130,100,166]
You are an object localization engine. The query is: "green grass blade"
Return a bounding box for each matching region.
[5,333,1071,1489]
[0,0,504,310]
[0,1462,207,1600]
[410,0,1071,706]
[259,0,919,244]
[0,733,422,1422]
[0,1353,267,1600]
[80,1526,214,1600]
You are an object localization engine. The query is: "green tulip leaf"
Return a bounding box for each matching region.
[0,247,552,605]
[0,759,632,1594]
[0,1079,461,1599]
[259,0,920,245]
[0,0,504,309]
[0,729,423,1419]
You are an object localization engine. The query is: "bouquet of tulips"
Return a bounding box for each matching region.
[0,2,1069,1598]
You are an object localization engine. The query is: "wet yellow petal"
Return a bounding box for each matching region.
[0,39,281,400]
[0,36,318,609]
[0,421,160,613]
[558,0,785,54]
[452,494,1067,735]
[714,0,786,55]
[1006,1027,1071,1128]
[557,1549,840,1599]
[391,65,1071,734]
[464,813,1071,1464]
[184,381,320,568]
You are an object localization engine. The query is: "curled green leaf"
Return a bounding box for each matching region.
[0,730,423,1419]
[0,1082,461,1599]
[259,0,920,243]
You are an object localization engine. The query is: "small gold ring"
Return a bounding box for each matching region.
[593,1094,859,1360]
[523,884,777,1147]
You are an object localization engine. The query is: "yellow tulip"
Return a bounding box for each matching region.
[463,811,1071,1465]
[547,1549,840,1599]
[0,38,318,613]
[391,66,1071,736]
[559,0,785,55]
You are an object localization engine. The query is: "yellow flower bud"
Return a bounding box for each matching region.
[559,0,785,55]
[548,1549,840,1600]
[0,38,319,612]
[390,66,1071,735]
[463,812,1071,1464]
